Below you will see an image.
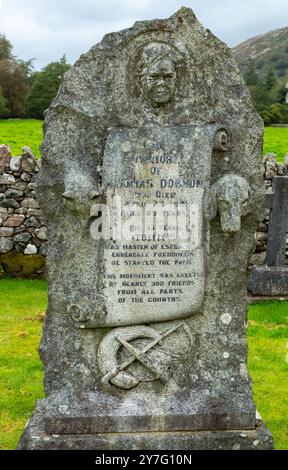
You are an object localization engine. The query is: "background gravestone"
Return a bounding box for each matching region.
[18,8,274,450]
[249,175,288,295]
[249,81,288,296]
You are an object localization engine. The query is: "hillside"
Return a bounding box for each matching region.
[233,27,288,79]
[232,27,288,124]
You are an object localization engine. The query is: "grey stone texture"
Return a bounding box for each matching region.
[19,402,273,450]
[17,7,273,449]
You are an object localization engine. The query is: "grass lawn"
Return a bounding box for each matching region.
[0,279,46,450]
[0,119,288,162]
[263,127,288,163]
[247,300,288,450]
[0,279,287,449]
[0,119,43,158]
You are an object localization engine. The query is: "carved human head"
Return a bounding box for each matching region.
[138,42,179,108]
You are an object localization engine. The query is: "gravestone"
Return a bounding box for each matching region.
[249,176,288,295]
[18,8,274,450]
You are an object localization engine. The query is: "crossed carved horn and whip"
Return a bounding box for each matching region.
[98,322,193,390]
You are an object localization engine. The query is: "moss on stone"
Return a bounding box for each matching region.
[0,252,45,278]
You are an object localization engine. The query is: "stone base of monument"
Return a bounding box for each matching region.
[18,401,273,450]
[248,265,288,296]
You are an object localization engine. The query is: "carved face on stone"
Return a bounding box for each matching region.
[139,42,177,108]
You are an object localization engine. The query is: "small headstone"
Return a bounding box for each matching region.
[249,176,288,295]
[18,7,273,450]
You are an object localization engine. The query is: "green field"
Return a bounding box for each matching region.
[263,127,288,162]
[0,119,288,162]
[0,119,43,158]
[0,279,46,450]
[0,279,287,449]
[247,300,288,450]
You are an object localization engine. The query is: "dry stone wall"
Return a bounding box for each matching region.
[0,144,46,277]
[0,143,287,277]
[248,152,288,270]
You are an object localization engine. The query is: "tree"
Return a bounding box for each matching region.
[268,103,288,124]
[272,77,288,104]
[249,84,273,113]
[0,59,29,117]
[0,34,13,60]
[264,66,276,91]
[0,33,32,117]
[244,60,258,86]
[26,56,70,119]
[0,86,9,117]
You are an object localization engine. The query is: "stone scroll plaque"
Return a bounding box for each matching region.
[18,8,274,450]
[88,124,218,327]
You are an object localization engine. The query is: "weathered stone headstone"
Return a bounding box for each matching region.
[249,176,288,295]
[18,8,274,449]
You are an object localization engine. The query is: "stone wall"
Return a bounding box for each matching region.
[0,143,287,277]
[0,145,46,277]
[248,152,288,270]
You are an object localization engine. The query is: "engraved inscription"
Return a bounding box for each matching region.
[86,124,220,327]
